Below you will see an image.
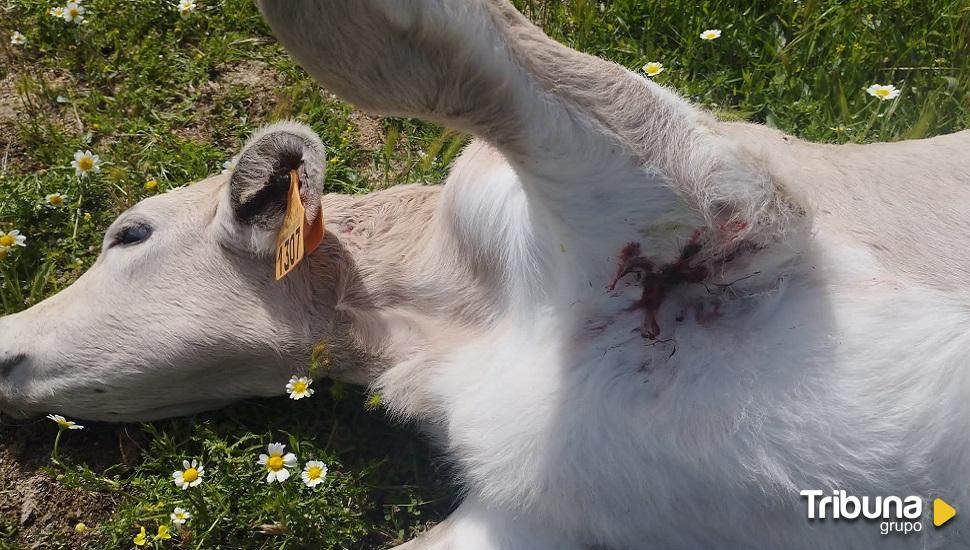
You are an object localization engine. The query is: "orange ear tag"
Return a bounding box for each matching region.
[275,170,325,280]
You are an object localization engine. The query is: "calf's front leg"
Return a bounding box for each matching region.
[257,0,791,240]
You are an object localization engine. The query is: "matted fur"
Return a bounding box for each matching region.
[1,1,969,548]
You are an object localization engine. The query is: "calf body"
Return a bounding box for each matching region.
[2,1,970,548]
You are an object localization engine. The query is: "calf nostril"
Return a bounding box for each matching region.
[0,353,26,379]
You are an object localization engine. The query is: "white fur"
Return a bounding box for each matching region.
[374,148,970,549]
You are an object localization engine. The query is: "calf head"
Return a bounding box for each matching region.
[0,122,341,421]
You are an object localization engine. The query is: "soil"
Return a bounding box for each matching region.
[0,419,144,548]
[0,64,84,174]
[348,110,384,150]
[177,59,284,145]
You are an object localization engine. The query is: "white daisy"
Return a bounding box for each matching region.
[300,460,328,487]
[172,459,204,489]
[10,31,26,46]
[62,2,84,24]
[46,413,84,430]
[0,229,27,252]
[866,83,900,101]
[178,0,197,18]
[257,442,297,483]
[45,193,66,207]
[49,6,65,18]
[71,150,100,177]
[642,62,664,77]
[700,29,722,41]
[285,376,314,400]
[170,507,191,526]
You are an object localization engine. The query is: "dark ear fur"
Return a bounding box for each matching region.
[229,121,327,229]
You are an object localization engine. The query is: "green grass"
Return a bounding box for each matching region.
[0,0,968,548]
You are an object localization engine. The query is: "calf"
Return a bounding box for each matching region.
[2,1,970,548]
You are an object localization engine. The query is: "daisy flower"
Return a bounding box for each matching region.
[258,442,297,483]
[178,0,197,18]
[47,413,84,430]
[170,507,191,526]
[301,460,328,487]
[10,31,26,46]
[0,229,27,252]
[62,2,84,24]
[133,526,147,546]
[285,376,314,400]
[172,459,204,489]
[642,62,664,77]
[49,6,65,18]
[866,84,900,101]
[45,193,66,207]
[71,150,100,177]
[700,29,722,41]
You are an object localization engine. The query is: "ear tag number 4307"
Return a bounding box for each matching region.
[275,170,324,281]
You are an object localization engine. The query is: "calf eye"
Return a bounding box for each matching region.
[113,224,153,247]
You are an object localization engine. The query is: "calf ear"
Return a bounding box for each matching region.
[228,121,326,232]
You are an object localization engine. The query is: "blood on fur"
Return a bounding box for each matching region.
[609,231,711,339]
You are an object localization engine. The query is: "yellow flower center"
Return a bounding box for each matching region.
[49,195,63,205]
[267,455,284,470]
[78,157,93,171]
[874,88,890,98]
[69,8,80,17]
[0,235,14,247]
[307,466,323,480]
[145,180,157,189]
[182,468,199,483]
[292,380,308,394]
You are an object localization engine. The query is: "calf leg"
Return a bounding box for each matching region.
[257,0,796,243]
